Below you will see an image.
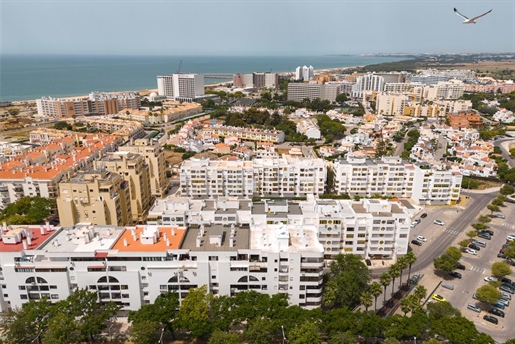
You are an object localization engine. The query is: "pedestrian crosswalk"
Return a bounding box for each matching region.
[469,266,485,274]
[501,223,515,230]
[444,227,460,236]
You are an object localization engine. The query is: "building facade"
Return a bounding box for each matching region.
[157,74,205,100]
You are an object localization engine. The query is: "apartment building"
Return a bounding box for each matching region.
[157,74,204,100]
[295,65,314,81]
[118,139,168,198]
[95,152,152,223]
[447,111,483,129]
[180,157,326,198]
[81,117,146,141]
[36,92,140,118]
[118,101,202,125]
[352,74,385,98]
[287,83,326,102]
[296,119,321,139]
[203,125,285,143]
[332,155,462,205]
[423,80,464,100]
[0,136,120,210]
[57,170,132,227]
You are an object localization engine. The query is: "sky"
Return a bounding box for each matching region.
[1,0,514,56]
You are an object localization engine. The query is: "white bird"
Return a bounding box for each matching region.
[454,7,492,24]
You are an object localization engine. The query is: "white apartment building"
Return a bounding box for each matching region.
[287,83,327,102]
[376,93,410,116]
[296,119,321,139]
[179,157,327,198]
[333,155,462,205]
[352,74,385,98]
[203,125,285,143]
[423,80,464,100]
[157,74,205,100]
[295,66,314,81]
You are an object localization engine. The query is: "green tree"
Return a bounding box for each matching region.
[243,317,275,344]
[504,241,515,259]
[491,261,512,277]
[405,251,417,282]
[329,331,355,344]
[369,282,383,311]
[54,121,72,130]
[56,288,120,342]
[335,93,348,104]
[130,320,160,344]
[360,291,373,311]
[422,339,443,344]
[383,338,401,344]
[380,272,392,302]
[433,254,459,274]
[471,223,487,231]
[500,184,515,195]
[414,285,428,304]
[458,239,470,249]
[323,254,371,308]
[128,292,180,339]
[475,284,500,304]
[0,298,53,344]
[486,203,501,215]
[466,230,478,240]
[388,263,401,295]
[432,316,478,344]
[400,297,412,316]
[43,312,81,344]
[287,321,321,344]
[396,256,409,286]
[8,107,20,117]
[0,196,56,225]
[477,215,492,224]
[492,198,504,207]
[207,330,243,344]
[426,301,461,320]
[178,285,212,338]
[445,247,462,261]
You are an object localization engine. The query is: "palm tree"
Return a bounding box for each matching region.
[360,291,373,312]
[389,264,401,295]
[369,282,383,312]
[414,285,427,304]
[405,251,417,282]
[397,256,408,286]
[380,272,391,303]
[400,297,411,316]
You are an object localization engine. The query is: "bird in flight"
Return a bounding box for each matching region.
[454,8,492,24]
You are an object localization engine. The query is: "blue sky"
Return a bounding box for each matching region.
[1,0,513,55]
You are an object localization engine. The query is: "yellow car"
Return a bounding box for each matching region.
[432,294,446,302]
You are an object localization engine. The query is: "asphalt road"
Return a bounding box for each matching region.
[494,138,515,168]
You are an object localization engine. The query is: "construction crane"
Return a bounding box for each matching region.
[176,60,183,74]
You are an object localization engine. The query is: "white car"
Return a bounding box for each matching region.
[434,220,444,226]
[466,248,478,255]
[484,276,499,282]
[507,235,515,242]
[417,236,427,242]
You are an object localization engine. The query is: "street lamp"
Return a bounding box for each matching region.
[281,325,286,344]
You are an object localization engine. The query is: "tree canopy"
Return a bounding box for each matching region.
[0,196,55,225]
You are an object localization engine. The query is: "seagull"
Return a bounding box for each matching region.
[454,7,492,24]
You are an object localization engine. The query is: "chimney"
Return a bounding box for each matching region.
[196,235,201,248]
[230,238,234,247]
[53,239,59,247]
[46,221,50,232]
[99,237,103,246]
[123,238,128,247]
[171,228,175,236]
[40,226,46,235]
[163,233,168,241]
[22,239,28,250]
[199,225,204,236]
[166,238,170,247]
[27,235,32,246]
[2,221,6,231]
[132,230,137,241]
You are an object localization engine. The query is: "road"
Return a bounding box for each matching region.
[368,190,515,341]
[494,138,515,168]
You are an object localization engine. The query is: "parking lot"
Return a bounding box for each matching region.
[413,202,515,338]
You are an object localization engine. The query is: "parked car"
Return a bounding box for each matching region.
[506,198,515,204]
[507,235,515,242]
[456,263,466,270]
[497,298,509,306]
[466,248,478,255]
[500,277,514,285]
[488,308,505,318]
[449,271,462,279]
[411,222,419,228]
[473,240,487,248]
[492,301,505,309]
[467,304,481,312]
[472,293,478,300]
[494,214,506,219]
[365,259,372,266]
[469,243,481,251]
[421,213,428,218]
[417,236,427,242]
[500,285,515,294]
[442,283,455,290]
[483,315,499,324]
[411,240,423,246]
[432,294,446,302]
[498,253,508,259]
[484,276,499,282]
[481,230,494,236]
[500,291,512,300]
[434,219,444,226]
[478,233,492,240]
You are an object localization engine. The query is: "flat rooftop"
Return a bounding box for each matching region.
[0,226,55,253]
[112,226,185,252]
[250,224,323,253]
[181,224,249,251]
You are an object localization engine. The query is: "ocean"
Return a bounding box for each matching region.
[0,55,406,102]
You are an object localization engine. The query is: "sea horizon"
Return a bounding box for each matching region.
[0,54,407,102]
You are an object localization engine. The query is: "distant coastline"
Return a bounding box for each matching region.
[0,55,406,102]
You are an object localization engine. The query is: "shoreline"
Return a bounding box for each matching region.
[6,65,365,105]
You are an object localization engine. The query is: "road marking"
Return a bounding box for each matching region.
[470,266,485,274]
[444,228,460,236]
